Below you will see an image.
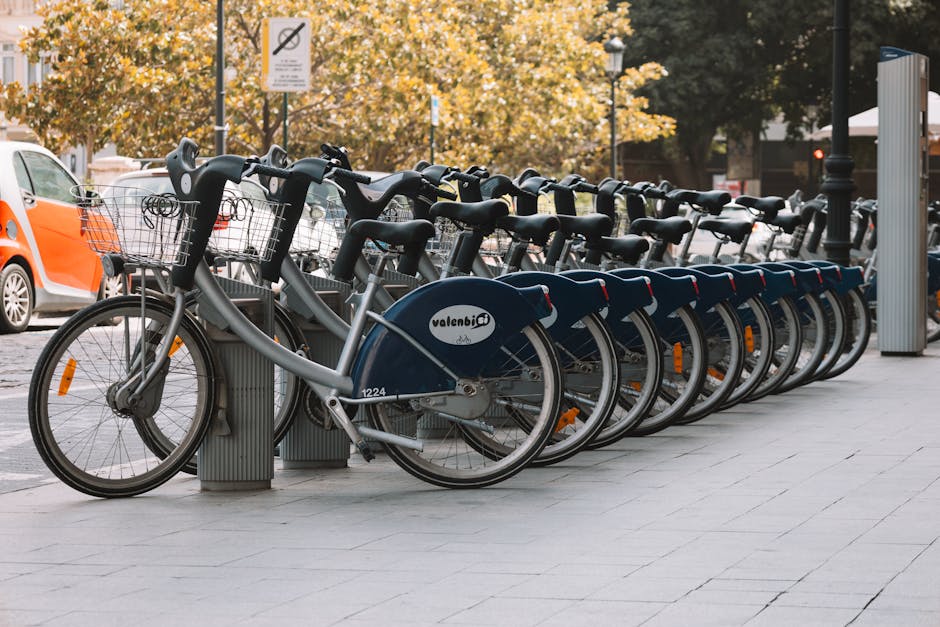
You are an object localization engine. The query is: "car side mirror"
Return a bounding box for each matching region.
[21,189,36,208]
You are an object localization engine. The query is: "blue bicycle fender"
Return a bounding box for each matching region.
[929,255,940,293]
[733,264,797,303]
[609,268,698,320]
[559,269,653,315]
[350,276,550,398]
[689,264,766,305]
[656,267,735,312]
[757,262,824,294]
[498,271,607,336]
[781,260,842,291]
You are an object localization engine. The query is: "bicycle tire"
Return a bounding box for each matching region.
[586,309,663,449]
[366,322,562,488]
[818,287,871,380]
[29,295,216,498]
[927,290,940,343]
[272,302,305,446]
[774,292,829,393]
[719,296,775,408]
[628,304,708,436]
[529,312,620,466]
[674,300,745,424]
[745,295,802,401]
[811,288,847,381]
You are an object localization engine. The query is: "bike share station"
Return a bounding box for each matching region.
[195,273,362,491]
[877,47,930,356]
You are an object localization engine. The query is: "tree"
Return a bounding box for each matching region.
[1,0,215,158]
[4,0,675,176]
[619,0,940,189]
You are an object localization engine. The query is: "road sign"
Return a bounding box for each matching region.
[430,95,440,127]
[262,17,311,92]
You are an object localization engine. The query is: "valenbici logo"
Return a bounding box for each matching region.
[429,305,496,345]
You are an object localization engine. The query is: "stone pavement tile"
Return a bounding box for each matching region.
[588,575,707,603]
[699,578,796,593]
[414,571,529,599]
[339,591,479,624]
[858,515,940,545]
[823,542,927,574]
[744,605,860,626]
[771,590,874,609]
[534,599,665,627]
[682,588,780,606]
[868,594,940,612]
[496,573,621,600]
[641,601,763,626]
[441,597,574,625]
[544,561,648,578]
[850,608,940,626]
[787,578,887,596]
[0,609,66,627]
[458,559,558,575]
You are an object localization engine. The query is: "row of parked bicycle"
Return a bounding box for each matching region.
[29,139,881,498]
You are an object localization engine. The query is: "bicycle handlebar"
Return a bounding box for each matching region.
[330,168,372,184]
[244,161,292,180]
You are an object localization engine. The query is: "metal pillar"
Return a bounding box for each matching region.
[876,48,929,355]
[214,0,226,155]
[821,0,855,267]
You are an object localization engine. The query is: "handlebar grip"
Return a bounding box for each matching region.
[575,182,599,194]
[332,168,372,184]
[449,170,480,183]
[246,162,292,180]
[435,187,458,201]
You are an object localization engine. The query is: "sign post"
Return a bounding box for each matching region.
[430,94,440,163]
[262,17,312,151]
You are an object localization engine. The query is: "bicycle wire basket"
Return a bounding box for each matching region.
[207,190,287,263]
[73,185,199,268]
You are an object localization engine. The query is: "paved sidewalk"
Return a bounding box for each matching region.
[2,344,939,626]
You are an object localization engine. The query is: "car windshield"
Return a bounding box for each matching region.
[108,174,176,196]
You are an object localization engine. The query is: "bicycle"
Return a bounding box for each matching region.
[29,139,565,496]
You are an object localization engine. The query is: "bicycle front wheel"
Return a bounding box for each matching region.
[366,322,562,488]
[29,296,216,498]
[818,287,871,380]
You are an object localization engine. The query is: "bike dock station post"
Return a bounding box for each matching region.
[877,47,929,355]
[196,277,275,490]
[280,274,352,467]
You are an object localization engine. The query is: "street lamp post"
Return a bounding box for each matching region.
[821,0,854,266]
[604,36,625,180]
[214,0,226,156]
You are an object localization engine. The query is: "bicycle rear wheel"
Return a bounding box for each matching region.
[720,296,774,408]
[774,292,829,393]
[29,296,215,497]
[674,301,745,424]
[745,295,802,401]
[587,309,663,449]
[818,287,870,380]
[629,305,708,436]
[529,312,619,466]
[366,322,562,488]
[811,289,847,381]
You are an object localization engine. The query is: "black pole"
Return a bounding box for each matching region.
[821,0,855,266]
[282,93,288,153]
[610,79,617,179]
[214,0,225,156]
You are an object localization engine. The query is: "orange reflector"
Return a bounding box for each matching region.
[58,358,77,396]
[936,291,940,308]
[673,342,683,373]
[168,336,184,357]
[707,367,725,381]
[556,407,580,432]
[628,381,642,392]
[745,325,755,352]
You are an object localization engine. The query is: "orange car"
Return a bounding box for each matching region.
[0,141,118,332]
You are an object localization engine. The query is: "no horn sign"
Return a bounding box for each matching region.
[262,17,311,92]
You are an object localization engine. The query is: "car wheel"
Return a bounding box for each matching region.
[98,275,126,300]
[0,264,33,333]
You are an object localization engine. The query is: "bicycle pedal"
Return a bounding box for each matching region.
[356,441,376,462]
